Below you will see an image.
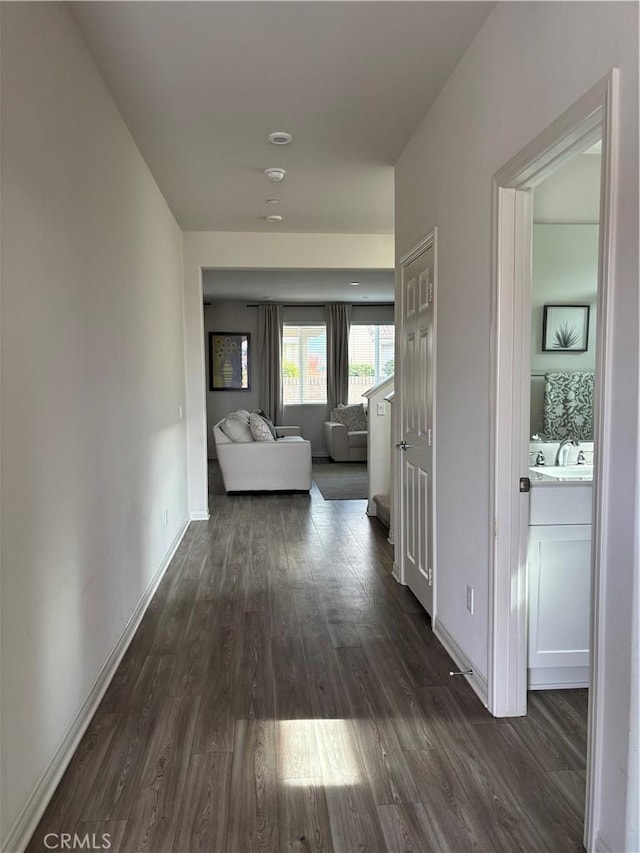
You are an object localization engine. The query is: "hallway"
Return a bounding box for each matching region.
[27,487,586,852]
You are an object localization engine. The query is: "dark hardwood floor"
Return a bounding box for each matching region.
[27,484,587,852]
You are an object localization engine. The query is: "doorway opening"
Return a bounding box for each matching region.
[527,143,601,694]
[488,71,619,851]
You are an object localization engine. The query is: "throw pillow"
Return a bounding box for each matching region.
[331,403,367,431]
[252,408,277,440]
[220,411,254,443]
[249,412,276,442]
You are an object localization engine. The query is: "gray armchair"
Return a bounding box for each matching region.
[323,420,367,462]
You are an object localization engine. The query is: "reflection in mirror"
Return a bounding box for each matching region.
[530,143,601,440]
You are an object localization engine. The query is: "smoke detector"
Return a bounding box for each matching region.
[268,131,293,145]
[264,167,286,182]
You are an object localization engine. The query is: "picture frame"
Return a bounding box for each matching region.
[542,304,590,353]
[208,332,250,391]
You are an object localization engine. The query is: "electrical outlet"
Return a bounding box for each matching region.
[466,585,474,614]
[377,401,386,416]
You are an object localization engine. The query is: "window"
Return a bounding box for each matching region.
[282,324,327,404]
[348,324,395,403]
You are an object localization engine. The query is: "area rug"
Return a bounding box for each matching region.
[312,461,367,500]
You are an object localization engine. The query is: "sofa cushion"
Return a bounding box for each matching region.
[249,412,276,442]
[348,430,368,448]
[220,411,254,443]
[252,408,277,439]
[331,403,367,431]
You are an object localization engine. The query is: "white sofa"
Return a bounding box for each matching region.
[213,421,312,492]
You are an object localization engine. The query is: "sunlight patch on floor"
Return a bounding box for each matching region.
[277,719,362,786]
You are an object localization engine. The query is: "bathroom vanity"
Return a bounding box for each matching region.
[527,467,592,690]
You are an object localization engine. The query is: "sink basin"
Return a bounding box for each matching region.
[530,465,593,481]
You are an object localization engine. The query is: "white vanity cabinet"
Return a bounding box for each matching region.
[527,482,592,690]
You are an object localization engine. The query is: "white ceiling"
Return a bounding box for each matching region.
[203,268,395,303]
[70,2,494,234]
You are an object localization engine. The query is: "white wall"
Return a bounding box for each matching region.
[395,3,638,849]
[184,232,395,512]
[1,4,188,848]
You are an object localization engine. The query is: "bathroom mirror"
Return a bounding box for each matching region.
[530,224,597,439]
[529,146,601,440]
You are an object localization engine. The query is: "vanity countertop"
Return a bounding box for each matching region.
[530,465,593,485]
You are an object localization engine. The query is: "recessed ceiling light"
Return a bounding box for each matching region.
[265,214,283,223]
[263,296,273,300]
[349,281,360,286]
[264,167,286,182]
[266,198,280,204]
[268,131,293,145]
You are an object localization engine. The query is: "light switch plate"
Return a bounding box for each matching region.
[377,401,386,416]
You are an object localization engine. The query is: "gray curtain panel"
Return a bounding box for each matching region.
[257,303,283,424]
[326,303,351,411]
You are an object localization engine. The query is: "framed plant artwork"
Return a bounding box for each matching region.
[542,305,590,353]
[209,332,250,390]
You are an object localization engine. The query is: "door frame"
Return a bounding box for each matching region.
[394,229,437,617]
[488,70,619,852]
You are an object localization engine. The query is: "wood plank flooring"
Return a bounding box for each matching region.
[27,483,587,852]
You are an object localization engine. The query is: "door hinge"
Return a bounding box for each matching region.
[519,476,531,493]
[427,566,433,586]
[428,280,434,305]
[493,521,498,541]
[427,428,432,446]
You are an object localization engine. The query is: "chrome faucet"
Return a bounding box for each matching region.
[555,438,578,466]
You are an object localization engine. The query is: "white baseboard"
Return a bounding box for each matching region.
[593,833,614,853]
[528,665,589,690]
[433,616,489,707]
[366,499,376,516]
[2,519,190,853]
[190,509,210,521]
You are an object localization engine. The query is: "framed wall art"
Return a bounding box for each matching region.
[208,332,250,390]
[542,304,590,353]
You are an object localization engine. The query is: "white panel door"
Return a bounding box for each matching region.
[399,237,436,616]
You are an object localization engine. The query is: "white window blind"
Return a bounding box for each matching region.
[282,324,327,404]
[348,324,395,403]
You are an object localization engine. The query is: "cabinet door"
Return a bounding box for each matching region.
[528,524,591,670]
